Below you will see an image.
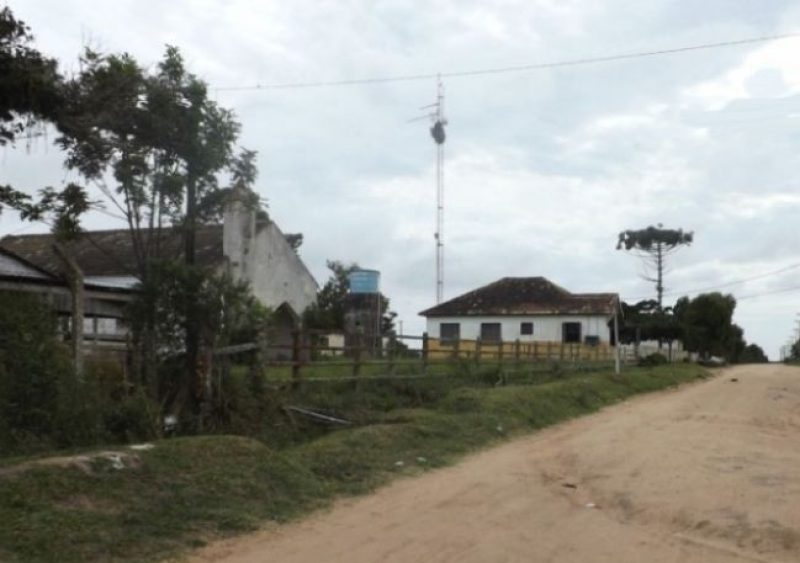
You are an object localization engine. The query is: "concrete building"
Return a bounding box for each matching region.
[420,277,620,359]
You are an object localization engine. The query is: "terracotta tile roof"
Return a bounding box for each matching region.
[0,225,224,277]
[419,277,618,317]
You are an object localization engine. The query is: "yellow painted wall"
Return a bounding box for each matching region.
[427,338,615,362]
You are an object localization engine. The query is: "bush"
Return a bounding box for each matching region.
[0,291,158,456]
[638,352,669,367]
[0,291,73,452]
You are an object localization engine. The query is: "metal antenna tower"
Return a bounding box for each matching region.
[432,80,447,304]
[411,78,448,303]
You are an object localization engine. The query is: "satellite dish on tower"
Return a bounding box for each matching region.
[430,119,446,144]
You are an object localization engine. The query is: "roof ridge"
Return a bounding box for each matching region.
[419,276,617,317]
[1,223,224,241]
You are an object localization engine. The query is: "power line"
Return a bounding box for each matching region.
[215,32,800,92]
[623,260,800,302]
[737,283,800,301]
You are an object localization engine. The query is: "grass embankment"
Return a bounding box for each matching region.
[240,357,617,382]
[0,363,708,563]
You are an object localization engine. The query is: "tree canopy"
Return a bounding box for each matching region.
[0,7,62,145]
[617,225,694,252]
[617,224,693,310]
[621,292,766,363]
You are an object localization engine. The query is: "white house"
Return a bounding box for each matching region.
[419,277,620,347]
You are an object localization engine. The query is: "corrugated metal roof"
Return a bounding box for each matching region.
[0,251,52,279]
[0,225,224,277]
[84,276,140,290]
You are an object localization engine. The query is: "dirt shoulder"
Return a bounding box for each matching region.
[187,364,800,563]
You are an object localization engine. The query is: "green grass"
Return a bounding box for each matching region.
[0,363,709,563]
[248,357,617,381]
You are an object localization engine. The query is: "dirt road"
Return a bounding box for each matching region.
[189,364,800,563]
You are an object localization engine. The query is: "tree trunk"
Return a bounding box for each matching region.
[183,156,201,423]
[53,242,84,378]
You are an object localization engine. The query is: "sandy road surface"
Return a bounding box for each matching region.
[188,364,800,563]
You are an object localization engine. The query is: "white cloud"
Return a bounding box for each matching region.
[682,36,800,110]
[716,192,800,219]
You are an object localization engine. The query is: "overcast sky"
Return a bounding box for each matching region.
[3,0,800,358]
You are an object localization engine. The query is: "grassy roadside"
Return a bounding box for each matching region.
[0,363,708,563]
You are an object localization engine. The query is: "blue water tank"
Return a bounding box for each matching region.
[348,269,380,294]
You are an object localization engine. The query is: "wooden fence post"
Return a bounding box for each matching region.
[388,335,397,376]
[309,334,317,362]
[291,330,301,386]
[514,339,521,368]
[453,337,461,362]
[422,332,429,374]
[353,335,363,377]
[475,338,482,366]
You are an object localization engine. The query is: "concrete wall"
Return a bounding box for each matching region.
[425,314,613,343]
[223,197,317,318]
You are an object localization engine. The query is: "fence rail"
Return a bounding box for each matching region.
[214,332,624,384]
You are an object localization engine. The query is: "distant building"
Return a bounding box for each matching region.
[419,277,620,353]
[0,246,133,346]
[0,193,317,347]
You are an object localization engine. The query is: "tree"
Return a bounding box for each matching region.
[0,8,101,375]
[56,47,243,418]
[619,299,684,357]
[0,7,62,146]
[17,185,94,376]
[128,262,268,408]
[304,261,396,334]
[739,343,768,364]
[679,292,737,360]
[303,261,355,331]
[617,224,694,311]
[790,339,800,361]
[0,7,67,217]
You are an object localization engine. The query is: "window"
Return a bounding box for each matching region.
[440,323,460,346]
[520,322,534,336]
[480,322,502,343]
[562,322,582,343]
[584,335,600,347]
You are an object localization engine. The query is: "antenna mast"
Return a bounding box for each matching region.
[410,77,448,304]
[431,79,447,303]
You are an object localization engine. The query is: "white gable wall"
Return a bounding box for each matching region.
[246,221,317,315]
[426,315,613,343]
[223,199,317,316]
